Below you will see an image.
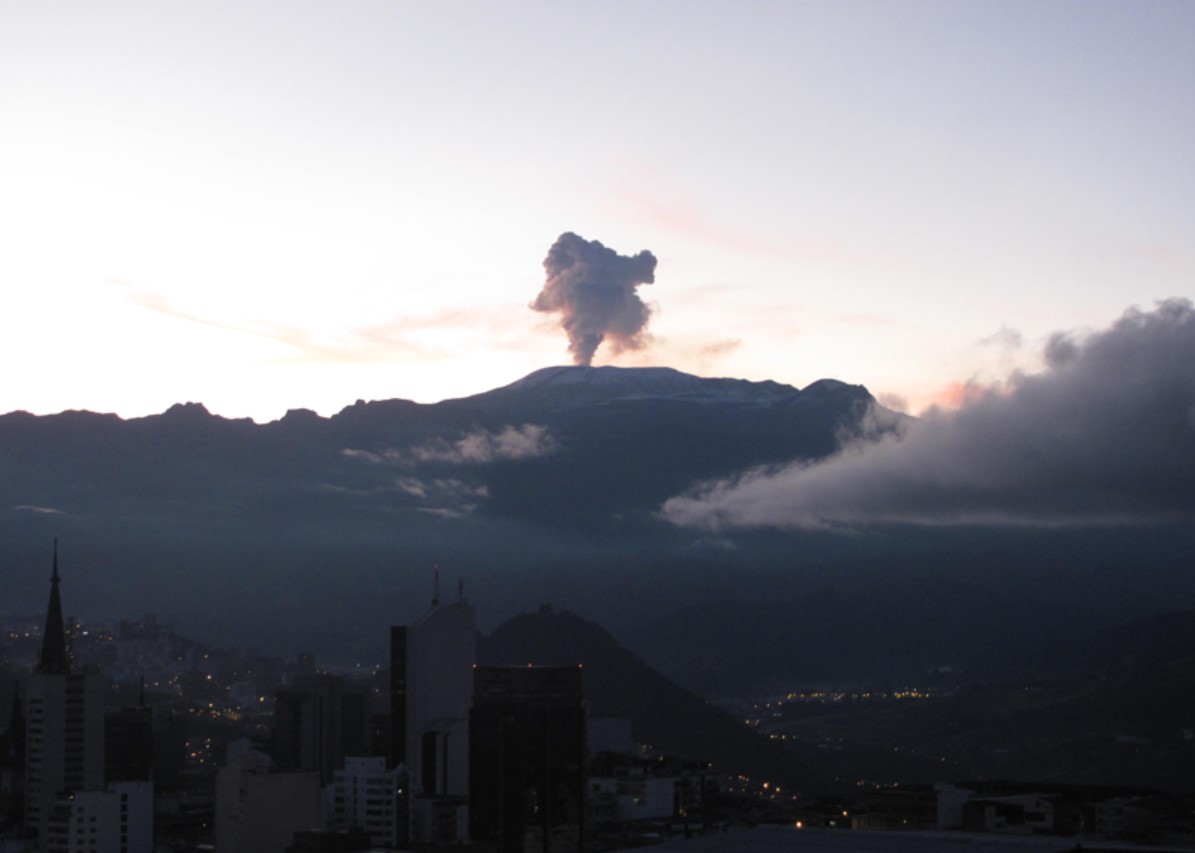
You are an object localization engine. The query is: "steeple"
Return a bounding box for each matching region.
[36,539,71,675]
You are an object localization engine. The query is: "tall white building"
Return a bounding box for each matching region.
[389,581,475,844]
[42,781,153,853]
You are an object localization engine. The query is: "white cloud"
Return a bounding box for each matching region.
[345,424,556,467]
[663,300,1195,531]
[12,505,66,515]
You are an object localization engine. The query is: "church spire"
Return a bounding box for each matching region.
[37,539,71,675]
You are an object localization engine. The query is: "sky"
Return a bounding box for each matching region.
[2,1,1193,423]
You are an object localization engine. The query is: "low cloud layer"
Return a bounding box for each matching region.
[396,477,489,517]
[663,299,1195,530]
[405,424,555,465]
[344,424,555,467]
[532,232,658,365]
[12,504,66,515]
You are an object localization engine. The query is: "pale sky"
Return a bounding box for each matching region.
[2,1,1192,422]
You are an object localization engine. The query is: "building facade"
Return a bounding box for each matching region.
[390,591,475,844]
[215,752,321,853]
[327,756,408,848]
[273,674,371,786]
[469,666,586,853]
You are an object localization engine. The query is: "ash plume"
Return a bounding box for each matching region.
[532,232,658,365]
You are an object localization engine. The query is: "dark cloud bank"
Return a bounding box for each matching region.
[532,232,657,365]
[664,299,1195,530]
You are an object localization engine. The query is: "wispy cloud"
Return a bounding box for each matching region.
[920,379,993,412]
[356,304,542,355]
[876,392,909,414]
[917,325,1034,413]
[831,313,899,328]
[318,475,488,517]
[663,299,1195,531]
[110,279,535,364]
[344,424,556,467]
[407,425,556,465]
[698,338,742,359]
[616,335,743,374]
[621,181,927,272]
[12,505,65,515]
[622,187,779,255]
[403,477,489,517]
[979,324,1024,351]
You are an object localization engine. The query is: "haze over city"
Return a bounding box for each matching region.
[3,1,1192,422]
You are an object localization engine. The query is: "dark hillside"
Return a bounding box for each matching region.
[477,607,823,792]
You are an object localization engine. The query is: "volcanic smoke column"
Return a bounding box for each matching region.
[531,232,658,365]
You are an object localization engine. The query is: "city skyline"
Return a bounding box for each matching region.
[3,1,1192,422]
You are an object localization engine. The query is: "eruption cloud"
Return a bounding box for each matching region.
[532,232,658,365]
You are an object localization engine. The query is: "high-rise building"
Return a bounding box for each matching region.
[101,689,157,853]
[24,542,106,850]
[42,781,154,853]
[105,680,153,784]
[272,674,371,786]
[389,583,475,844]
[0,684,26,825]
[43,789,120,853]
[469,666,586,853]
[387,627,406,769]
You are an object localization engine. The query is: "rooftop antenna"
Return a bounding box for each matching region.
[458,577,465,604]
[432,564,440,607]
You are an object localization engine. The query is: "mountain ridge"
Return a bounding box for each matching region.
[0,365,873,423]
[2,364,1192,701]
[0,364,891,659]
[473,365,808,409]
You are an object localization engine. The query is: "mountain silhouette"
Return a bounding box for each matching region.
[1,365,1191,697]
